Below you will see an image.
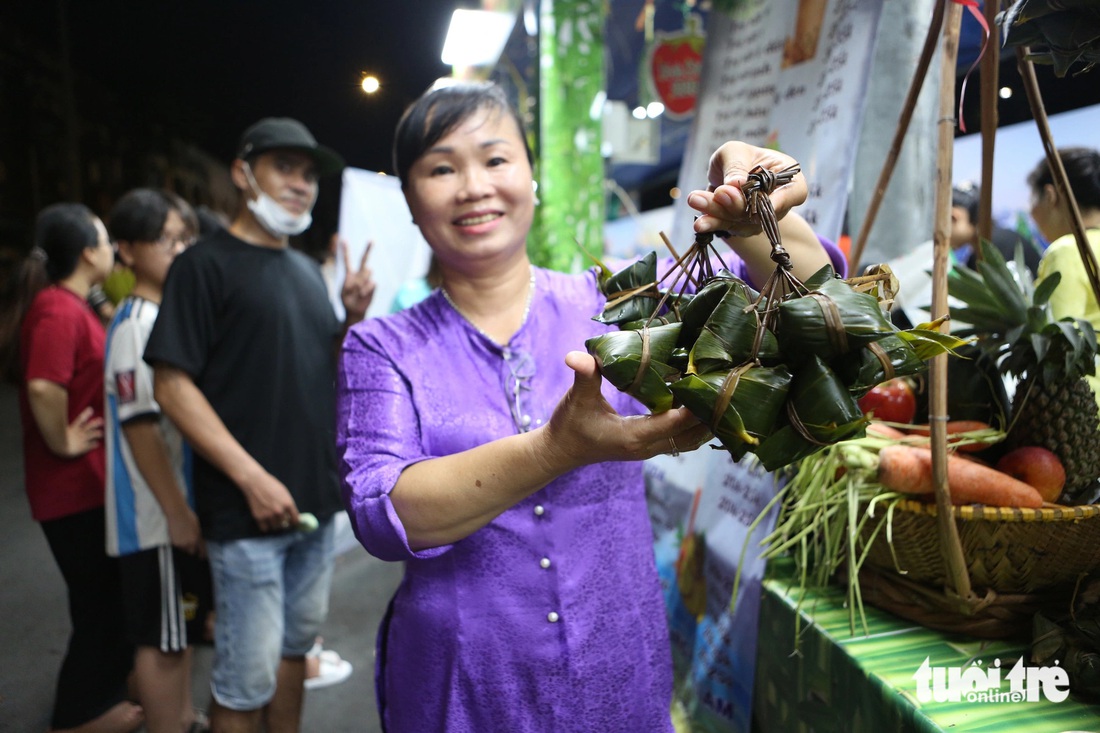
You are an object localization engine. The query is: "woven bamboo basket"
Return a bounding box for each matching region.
[861,501,1100,592]
[851,502,1100,638]
[838,4,1100,640]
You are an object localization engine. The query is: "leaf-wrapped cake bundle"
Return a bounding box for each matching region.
[669,364,792,460]
[586,322,683,412]
[675,272,747,349]
[803,264,839,290]
[832,334,925,396]
[595,251,662,325]
[620,311,681,331]
[776,276,895,360]
[754,355,867,471]
[832,324,972,396]
[689,282,779,374]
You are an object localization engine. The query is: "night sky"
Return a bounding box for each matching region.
[28,0,458,174]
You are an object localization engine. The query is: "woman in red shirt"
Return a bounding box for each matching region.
[5,203,142,732]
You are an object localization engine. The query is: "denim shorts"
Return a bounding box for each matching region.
[206,516,335,710]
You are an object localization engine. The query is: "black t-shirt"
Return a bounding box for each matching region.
[144,229,343,540]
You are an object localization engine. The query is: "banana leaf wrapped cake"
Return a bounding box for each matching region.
[586,322,683,413]
[586,166,967,471]
[669,364,792,460]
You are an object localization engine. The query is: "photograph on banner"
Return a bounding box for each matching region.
[672,0,884,244]
[645,448,782,733]
[336,169,433,320]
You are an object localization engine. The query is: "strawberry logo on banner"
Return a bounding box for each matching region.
[116,370,136,404]
[647,15,706,120]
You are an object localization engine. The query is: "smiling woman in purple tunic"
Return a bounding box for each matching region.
[335,80,837,733]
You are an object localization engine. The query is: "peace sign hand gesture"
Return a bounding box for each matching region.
[340,237,376,325]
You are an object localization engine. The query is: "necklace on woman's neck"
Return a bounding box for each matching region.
[441,268,537,346]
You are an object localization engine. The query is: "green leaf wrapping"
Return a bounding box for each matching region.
[802,264,839,290]
[594,251,661,325]
[669,364,792,457]
[777,277,896,360]
[585,322,682,412]
[754,355,867,471]
[688,281,779,374]
[675,273,747,348]
[830,334,926,396]
[895,327,973,361]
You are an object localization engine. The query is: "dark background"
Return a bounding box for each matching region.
[0,0,457,255]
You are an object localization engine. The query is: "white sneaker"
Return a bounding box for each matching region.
[304,643,353,690]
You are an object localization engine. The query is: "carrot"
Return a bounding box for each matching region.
[905,420,991,436]
[876,444,1043,508]
[866,421,907,440]
[903,420,996,453]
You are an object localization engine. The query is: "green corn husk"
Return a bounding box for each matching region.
[669,363,792,459]
[595,251,662,325]
[754,355,868,471]
[777,276,896,360]
[675,272,747,348]
[689,281,779,374]
[585,322,683,412]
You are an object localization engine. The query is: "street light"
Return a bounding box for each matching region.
[361,75,380,94]
[441,9,515,67]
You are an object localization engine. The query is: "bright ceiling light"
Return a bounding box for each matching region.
[646,102,665,118]
[632,106,647,120]
[441,9,516,67]
[999,86,1013,99]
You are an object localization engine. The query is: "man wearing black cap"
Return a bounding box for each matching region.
[144,118,374,732]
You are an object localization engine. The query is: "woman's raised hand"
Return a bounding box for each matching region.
[539,351,713,471]
[687,141,808,238]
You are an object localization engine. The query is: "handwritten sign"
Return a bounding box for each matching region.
[672,0,884,243]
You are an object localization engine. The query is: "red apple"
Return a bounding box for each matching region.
[996,446,1066,503]
[857,378,917,424]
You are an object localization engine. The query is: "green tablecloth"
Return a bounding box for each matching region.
[754,558,1100,733]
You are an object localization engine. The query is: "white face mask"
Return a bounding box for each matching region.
[242,162,313,236]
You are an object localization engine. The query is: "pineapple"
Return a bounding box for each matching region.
[948,240,1100,503]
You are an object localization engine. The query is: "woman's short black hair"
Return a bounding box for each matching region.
[1027,147,1100,211]
[392,80,533,186]
[107,188,177,243]
[35,203,99,282]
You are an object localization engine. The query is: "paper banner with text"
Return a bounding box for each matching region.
[672,0,884,245]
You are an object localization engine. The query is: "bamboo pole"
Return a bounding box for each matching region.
[930,0,974,608]
[848,1,946,272]
[1016,47,1100,307]
[976,0,1000,250]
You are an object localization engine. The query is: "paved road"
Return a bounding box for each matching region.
[0,383,404,732]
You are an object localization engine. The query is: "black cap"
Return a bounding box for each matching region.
[236,117,345,176]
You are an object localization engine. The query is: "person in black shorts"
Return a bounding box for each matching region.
[105,188,213,733]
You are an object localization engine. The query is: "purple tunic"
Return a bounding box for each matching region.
[335,244,845,732]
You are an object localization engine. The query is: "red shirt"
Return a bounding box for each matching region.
[19,285,106,521]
